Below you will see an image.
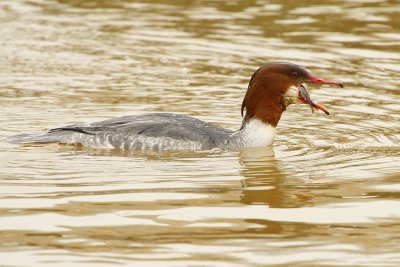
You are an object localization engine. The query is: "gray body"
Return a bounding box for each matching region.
[7,113,239,150]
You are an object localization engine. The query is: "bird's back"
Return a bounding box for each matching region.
[7,113,234,150]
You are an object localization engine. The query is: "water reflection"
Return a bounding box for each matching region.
[238,147,290,207]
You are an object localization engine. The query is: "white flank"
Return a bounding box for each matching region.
[71,132,204,151]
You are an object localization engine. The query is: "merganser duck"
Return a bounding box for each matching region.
[7,62,343,150]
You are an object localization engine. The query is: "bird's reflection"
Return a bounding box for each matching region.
[238,147,310,208]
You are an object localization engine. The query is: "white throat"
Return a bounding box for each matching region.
[230,118,276,148]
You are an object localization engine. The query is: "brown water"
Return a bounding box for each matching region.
[1,0,400,266]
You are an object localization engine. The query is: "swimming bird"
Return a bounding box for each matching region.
[7,62,343,150]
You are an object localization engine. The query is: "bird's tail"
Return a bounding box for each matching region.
[5,131,75,144]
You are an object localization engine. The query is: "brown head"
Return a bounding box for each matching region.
[241,62,343,127]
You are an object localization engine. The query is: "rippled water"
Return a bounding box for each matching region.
[1,0,400,266]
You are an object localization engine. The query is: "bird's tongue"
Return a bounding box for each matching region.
[298,84,330,115]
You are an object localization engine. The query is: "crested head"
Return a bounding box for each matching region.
[241,62,343,128]
[247,62,311,90]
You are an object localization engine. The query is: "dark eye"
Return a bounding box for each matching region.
[292,72,298,79]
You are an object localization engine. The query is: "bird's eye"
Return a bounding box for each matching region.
[292,72,298,79]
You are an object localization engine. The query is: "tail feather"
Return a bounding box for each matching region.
[6,131,75,144]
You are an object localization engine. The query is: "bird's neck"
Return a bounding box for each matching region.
[229,118,276,148]
[241,78,287,128]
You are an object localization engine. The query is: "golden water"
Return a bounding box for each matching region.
[1,0,400,266]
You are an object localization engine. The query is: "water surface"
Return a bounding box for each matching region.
[1,0,400,266]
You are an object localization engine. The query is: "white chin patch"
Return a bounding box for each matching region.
[283,85,301,106]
